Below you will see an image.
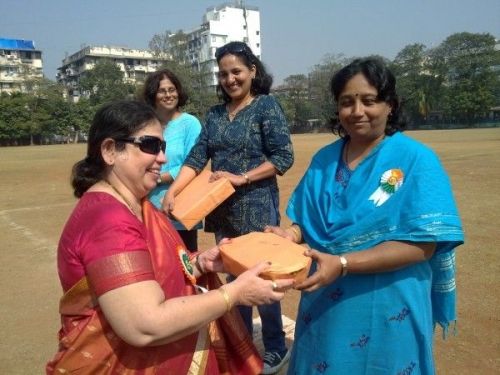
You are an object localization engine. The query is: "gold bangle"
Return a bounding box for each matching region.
[288,224,302,243]
[218,287,232,312]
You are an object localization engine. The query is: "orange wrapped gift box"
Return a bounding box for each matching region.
[219,232,312,283]
[171,169,235,230]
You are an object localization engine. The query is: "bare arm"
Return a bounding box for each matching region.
[296,241,436,292]
[98,261,294,347]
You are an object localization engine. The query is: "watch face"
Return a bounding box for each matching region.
[340,256,348,276]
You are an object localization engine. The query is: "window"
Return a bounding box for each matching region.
[256,31,260,35]
[257,43,260,48]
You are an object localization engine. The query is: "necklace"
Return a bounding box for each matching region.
[103,180,141,219]
[227,96,254,120]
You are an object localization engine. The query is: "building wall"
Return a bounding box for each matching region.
[0,38,43,94]
[185,3,261,86]
[57,45,169,100]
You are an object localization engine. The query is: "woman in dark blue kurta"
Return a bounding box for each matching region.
[165,42,294,374]
[184,94,293,237]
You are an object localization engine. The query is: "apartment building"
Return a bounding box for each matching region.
[57,45,169,100]
[0,38,43,94]
[184,2,261,86]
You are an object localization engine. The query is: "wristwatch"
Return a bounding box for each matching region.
[339,255,348,277]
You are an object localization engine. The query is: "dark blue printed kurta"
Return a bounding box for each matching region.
[184,95,294,237]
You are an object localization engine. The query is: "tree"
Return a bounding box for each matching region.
[391,43,443,126]
[307,54,346,126]
[79,59,135,106]
[429,32,499,124]
[34,79,71,141]
[70,99,95,141]
[0,92,30,145]
[149,29,187,63]
[275,74,316,131]
[148,31,218,119]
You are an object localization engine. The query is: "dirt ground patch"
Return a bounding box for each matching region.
[0,129,498,374]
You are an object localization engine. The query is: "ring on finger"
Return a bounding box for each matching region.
[271,281,278,291]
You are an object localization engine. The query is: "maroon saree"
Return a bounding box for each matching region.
[47,199,262,374]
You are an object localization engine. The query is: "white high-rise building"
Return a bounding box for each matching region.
[185,2,261,86]
[57,45,169,100]
[0,38,43,94]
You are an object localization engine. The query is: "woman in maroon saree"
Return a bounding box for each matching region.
[47,100,293,374]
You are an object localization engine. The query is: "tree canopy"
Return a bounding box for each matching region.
[1,31,498,145]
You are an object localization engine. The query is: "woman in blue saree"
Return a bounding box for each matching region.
[268,58,464,374]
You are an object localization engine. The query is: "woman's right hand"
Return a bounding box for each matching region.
[264,225,296,242]
[227,262,294,306]
[294,249,342,292]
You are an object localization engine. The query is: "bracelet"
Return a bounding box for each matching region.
[218,287,232,313]
[339,255,348,277]
[288,224,302,243]
[194,255,204,274]
[242,173,251,185]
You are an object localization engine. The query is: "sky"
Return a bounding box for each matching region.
[1,0,499,85]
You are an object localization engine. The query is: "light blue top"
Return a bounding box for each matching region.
[149,112,202,230]
[286,132,464,374]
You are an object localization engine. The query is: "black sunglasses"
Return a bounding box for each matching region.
[116,135,166,155]
[215,42,251,60]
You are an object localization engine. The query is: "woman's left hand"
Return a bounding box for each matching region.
[198,238,231,273]
[209,170,247,187]
[294,249,343,292]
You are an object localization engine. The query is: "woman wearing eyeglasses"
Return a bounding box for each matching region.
[142,69,202,252]
[46,100,294,374]
[165,41,294,374]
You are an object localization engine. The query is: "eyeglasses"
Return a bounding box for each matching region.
[116,135,166,155]
[157,87,177,96]
[215,42,251,60]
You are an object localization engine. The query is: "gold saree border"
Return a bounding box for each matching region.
[86,250,155,296]
[188,326,210,375]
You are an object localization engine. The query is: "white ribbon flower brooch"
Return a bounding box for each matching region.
[369,169,404,207]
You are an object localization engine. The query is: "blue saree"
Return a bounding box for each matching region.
[286,132,464,374]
